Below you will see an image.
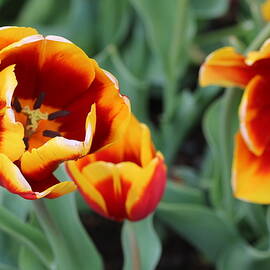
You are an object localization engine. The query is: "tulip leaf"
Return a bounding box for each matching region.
[122,216,161,270]
[18,246,47,270]
[0,263,18,270]
[191,0,230,19]
[162,180,204,205]
[97,0,130,48]
[0,204,53,267]
[157,202,239,262]
[217,241,270,270]
[42,189,103,270]
[129,0,195,77]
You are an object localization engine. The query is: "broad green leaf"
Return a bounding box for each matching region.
[122,216,161,270]
[0,263,18,270]
[157,202,239,262]
[191,0,229,19]
[0,205,53,267]
[97,0,130,48]
[129,0,195,78]
[43,165,103,270]
[162,180,204,205]
[19,246,47,270]
[217,241,270,270]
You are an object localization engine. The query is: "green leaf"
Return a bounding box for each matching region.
[129,0,195,77]
[97,0,130,47]
[162,180,204,205]
[18,246,47,270]
[39,190,103,270]
[0,205,53,267]
[157,202,239,262]
[122,216,161,270]
[191,0,230,19]
[217,241,270,270]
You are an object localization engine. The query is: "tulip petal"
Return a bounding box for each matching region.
[0,34,96,104]
[246,39,270,65]
[20,104,96,181]
[0,153,75,199]
[199,47,253,87]
[62,65,131,153]
[120,153,166,221]
[261,0,270,21]
[0,26,38,51]
[239,76,270,155]
[0,65,25,161]
[66,161,109,218]
[232,133,270,203]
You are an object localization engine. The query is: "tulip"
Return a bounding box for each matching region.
[200,41,270,203]
[66,115,166,221]
[0,26,130,199]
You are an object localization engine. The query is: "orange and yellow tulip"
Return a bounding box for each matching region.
[0,26,130,199]
[200,42,270,203]
[66,115,167,221]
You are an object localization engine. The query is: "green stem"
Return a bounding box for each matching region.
[0,205,53,268]
[125,221,141,270]
[33,200,74,270]
[195,20,254,46]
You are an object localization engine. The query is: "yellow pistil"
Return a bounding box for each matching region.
[21,106,48,137]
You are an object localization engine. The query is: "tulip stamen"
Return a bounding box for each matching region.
[48,110,70,120]
[12,97,22,112]
[22,106,48,137]
[23,137,29,150]
[33,92,46,109]
[43,130,61,138]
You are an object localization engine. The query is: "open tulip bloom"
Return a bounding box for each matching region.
[66,115,167,221]
[200,41,270,204]
[0,26,131,200]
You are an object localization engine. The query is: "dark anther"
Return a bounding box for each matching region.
[43,130,61,138]
[48,110,70,120]
[13,97,22,112]
[33,92,46,109]
[23,137,29,150]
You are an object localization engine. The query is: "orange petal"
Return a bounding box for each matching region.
[232,133,270,203]
[0,26,38,51]
[120,153,166,220]
[0,34,96,105]
[261,0,270,22]
[67,160,134,221]
[239,76,270,155]
[199,47,253,88]
[246,38,270,66]
[64,65,131,153]
[20,104,96,181]
[80,114,154,167]
[66,161,109,218]
[0,153,75,199]
[0,65,25,161]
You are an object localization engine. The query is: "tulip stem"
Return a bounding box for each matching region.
[123,221,141,270]
[33,199,75,270]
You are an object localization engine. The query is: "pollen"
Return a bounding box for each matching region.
[22,106,48,137]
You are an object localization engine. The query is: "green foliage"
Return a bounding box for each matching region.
[1,0,270,269]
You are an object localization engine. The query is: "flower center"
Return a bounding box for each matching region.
[12,92,70,150]
[21,106,48,137]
